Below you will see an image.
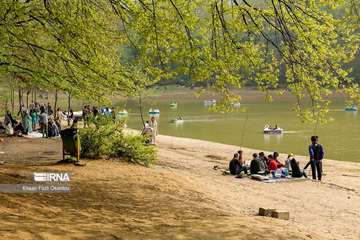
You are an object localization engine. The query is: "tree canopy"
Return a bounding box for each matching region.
[0,0,359,123]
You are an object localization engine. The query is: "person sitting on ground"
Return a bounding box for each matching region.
[285,153,294,173]
[14,122,26,136]
[237,150,248,174]
[68,109,74,126]
[268,154,279,172]
[273,152,284,168]
[289,156,307,178]
[229,153,244,175]
[54,107,66,130]
[258,152,268,173]
[71,118,78,129]
[4,110,17,127]
[48,118,60,137]
[250,153,262,175]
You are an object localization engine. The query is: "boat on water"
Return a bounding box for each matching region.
[117,110,128,118]
[345,105,357,112]
[263,125,283,134]
[170,102,178,109]
[171,117,184,124]
[149,108,160,117]
[204,99,216,107]
[232,102,241,108]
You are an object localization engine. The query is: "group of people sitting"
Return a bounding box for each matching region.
[229,150,307,178]
[1,102,66,138]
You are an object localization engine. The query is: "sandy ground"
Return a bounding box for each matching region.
[0,134,359,239]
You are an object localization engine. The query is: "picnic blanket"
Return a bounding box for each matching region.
[251,174,308,183]
[23,132,43,139]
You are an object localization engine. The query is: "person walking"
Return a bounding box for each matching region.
[149,116,158,145]
[308,136,324,181]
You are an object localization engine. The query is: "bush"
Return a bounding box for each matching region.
[79,119,157,166]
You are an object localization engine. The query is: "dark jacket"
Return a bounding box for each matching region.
[309,144,324,161]
[229,159,241,175]
[250,158,261,175]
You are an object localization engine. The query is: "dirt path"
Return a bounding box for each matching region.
[0,135,359,239]
[155,135,360,240]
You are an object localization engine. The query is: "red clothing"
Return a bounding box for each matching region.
[268,159,278,171]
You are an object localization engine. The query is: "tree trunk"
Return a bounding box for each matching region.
[10,87,14,114]
[26,90,29,109]
[138,91,145,127]
[18,89,23,113]
[67,92,71,126]
[54,90,58,111]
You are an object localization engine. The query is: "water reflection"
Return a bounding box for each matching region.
[263,133,283,145]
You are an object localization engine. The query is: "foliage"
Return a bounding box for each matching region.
[79,119,157,166]
[0,0,359,124]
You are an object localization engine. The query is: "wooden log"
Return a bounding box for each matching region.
[271,210,290,220]
[259,208,275,217]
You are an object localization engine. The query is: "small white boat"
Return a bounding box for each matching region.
[263,127,283,134]
[345,105,357,112]
[149,108,160,117]
[232,102,241,108]
[171,117,184,124]
[170,102,178,109]
[204,99,216,107]
[117,110,128,118]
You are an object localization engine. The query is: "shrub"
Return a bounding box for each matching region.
[79,119,157,166]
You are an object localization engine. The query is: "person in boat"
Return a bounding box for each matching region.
[307,136,324,181]
[273,152,284,168]
[274,124,278,130]
[250,153,262,175]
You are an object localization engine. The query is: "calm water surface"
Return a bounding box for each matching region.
[121,91,358,162]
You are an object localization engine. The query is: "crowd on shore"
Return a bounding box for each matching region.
[0,102,117,138]
[229,136,324,181]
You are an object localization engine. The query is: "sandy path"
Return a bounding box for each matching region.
[0,134,359,239]
[155,134,360,240]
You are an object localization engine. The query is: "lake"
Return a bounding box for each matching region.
[121,89,357,162]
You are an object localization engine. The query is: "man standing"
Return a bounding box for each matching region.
[309,136,324,181]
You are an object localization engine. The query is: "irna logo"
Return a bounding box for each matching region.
[33,172,70,182]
